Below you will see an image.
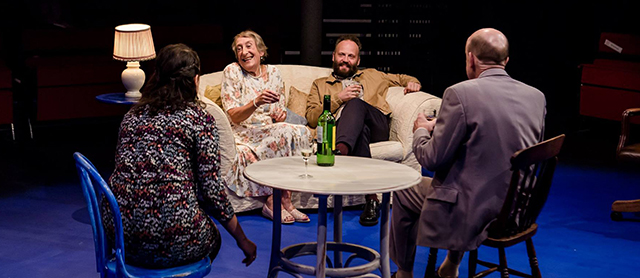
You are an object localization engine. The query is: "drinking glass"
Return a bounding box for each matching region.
[343,79,363,99]
[299,141,314,179]
[266,91,285,121]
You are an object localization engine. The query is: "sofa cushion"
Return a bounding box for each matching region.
[204,84,223,107]
[370,141,403,162]
[287,86,307,119]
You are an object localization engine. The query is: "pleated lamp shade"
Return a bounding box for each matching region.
[113,24,156,61]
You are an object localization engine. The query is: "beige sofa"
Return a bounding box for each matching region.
[197,64,442,212]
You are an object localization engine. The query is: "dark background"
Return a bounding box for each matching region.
[0,0,638,173]
[2,0,638,136]
[1,4,639,276]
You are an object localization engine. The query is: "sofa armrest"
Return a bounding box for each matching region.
[386,87,442,161]
[199,95,238,175]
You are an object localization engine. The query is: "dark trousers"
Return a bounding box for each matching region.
[336,99,390,157]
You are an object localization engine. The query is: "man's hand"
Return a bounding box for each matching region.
[270,107,287,122]
[413,112,436,133]
[404,82,421,94]
[337,85,362,102]
[238,237,257,266]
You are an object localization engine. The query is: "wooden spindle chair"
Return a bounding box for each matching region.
[611,108,640,221]
[425,134,565,278]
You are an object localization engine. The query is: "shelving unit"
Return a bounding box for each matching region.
[285,0,439,93]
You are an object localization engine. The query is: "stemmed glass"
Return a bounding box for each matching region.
[299,140,314,179]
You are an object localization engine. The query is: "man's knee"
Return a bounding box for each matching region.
[393,188,415,212]
[343,98,366,111]
[393,188,409,204]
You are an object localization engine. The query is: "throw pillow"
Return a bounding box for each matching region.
[287,86,307,119]
[204,84,223,107]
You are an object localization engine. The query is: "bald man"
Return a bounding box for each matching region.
[389,28,546,278]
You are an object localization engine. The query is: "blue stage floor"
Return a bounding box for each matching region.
[1,120,639,277]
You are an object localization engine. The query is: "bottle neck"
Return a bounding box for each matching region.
[323,97,331,112]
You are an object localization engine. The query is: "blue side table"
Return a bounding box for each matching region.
[96,93,139,105]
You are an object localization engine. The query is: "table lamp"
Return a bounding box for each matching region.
[113,23,156,98]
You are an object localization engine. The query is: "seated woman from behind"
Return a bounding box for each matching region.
[107,43,256,268]
[221,30,311,224]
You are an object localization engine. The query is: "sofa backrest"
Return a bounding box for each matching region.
[274,64,333,98]
[198,64,332,99]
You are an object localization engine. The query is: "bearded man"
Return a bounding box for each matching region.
[305,35,422,226]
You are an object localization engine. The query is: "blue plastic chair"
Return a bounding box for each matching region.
[73,152,212,278]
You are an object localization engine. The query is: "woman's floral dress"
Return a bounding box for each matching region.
[221,63,312,197]
[105,104,232,268]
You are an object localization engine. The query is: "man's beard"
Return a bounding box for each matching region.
[332,61,358,78]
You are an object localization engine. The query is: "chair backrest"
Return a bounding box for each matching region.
[74,152,126,276]
[617,108,640,157]
[488,135,565,238]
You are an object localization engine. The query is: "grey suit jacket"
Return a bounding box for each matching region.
[413,68,546,251]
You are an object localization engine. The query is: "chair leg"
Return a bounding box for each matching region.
[498,247,509,278]
[468,249,478,278]
[424,248,438,278]
[526,238,542,278]
[612,199,640,213]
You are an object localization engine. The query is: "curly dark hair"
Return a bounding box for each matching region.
[134,43,202,114]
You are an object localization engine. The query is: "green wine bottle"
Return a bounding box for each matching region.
[317,95,335,166]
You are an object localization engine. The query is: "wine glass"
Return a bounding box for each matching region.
[299,141,314,179]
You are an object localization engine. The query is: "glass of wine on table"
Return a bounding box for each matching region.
[299,140,314,179]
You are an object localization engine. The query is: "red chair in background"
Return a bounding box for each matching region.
[611,108,640,221]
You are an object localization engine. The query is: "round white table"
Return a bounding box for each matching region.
[244,156,421,278]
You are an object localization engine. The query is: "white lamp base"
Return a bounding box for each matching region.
[122,61,145,98]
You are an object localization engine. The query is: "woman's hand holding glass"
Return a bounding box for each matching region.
[256,89,286,122]
[270,107,287,122]
[254,89,280,109]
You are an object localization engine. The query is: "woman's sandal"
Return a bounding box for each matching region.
[262,204,295,224]
[287,208,310,223]
[435,267,458,278]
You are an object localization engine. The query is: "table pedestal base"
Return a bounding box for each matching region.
[269,192,392,278]
[273,242,381,278]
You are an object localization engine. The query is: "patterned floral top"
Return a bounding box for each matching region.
[105,103,233,268]
[221,63,312,197]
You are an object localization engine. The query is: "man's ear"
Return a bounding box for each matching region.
[332,52,336,63]
[467,52,475,69]
[503,57,509,67]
